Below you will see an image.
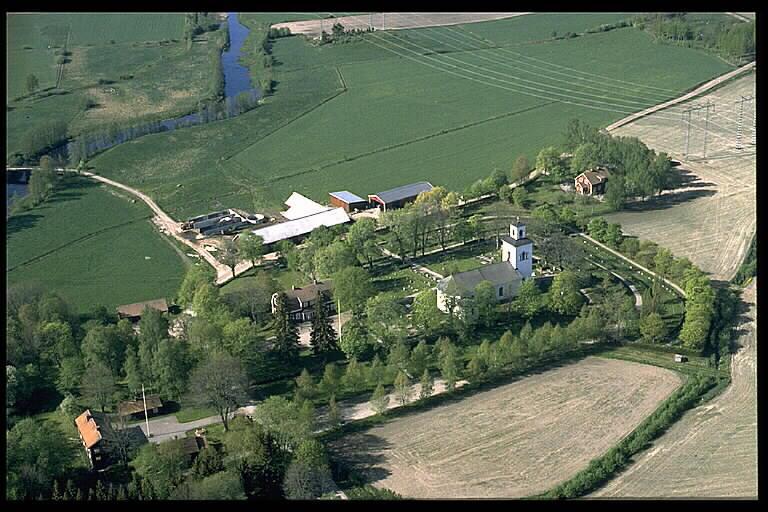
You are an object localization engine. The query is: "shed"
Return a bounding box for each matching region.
[329,191,368,212]
[117,394,163,418]
[368,181,434,211]
[116,298,169,321]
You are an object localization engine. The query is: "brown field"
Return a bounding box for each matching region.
[329,357,681,498]
[605,72,756,282]
[272,12,529,37]
[593,280,757,498]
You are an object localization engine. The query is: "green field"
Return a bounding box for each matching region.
[86,14,732,218]
[6,12,218,159]
[6,177,189,313]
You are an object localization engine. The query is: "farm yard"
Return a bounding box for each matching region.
[6,176,189,313]
[592,281,757,498]
[88,13,735,219]
[329,357,682,498]
[605,72,756,282]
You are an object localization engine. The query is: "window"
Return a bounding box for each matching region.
[520,251,528,261]
[498,286,504,297]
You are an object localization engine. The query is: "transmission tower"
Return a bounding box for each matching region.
[735,95,752,151]
[701,101,715,159]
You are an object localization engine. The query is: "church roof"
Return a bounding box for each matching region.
[437,262,523,296]
[501,235,533,248]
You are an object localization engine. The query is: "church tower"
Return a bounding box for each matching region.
[501,217,533,279]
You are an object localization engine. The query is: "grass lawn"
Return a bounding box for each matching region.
[6,177,189,313]
[85,14,732,218]
[420,239,498,276]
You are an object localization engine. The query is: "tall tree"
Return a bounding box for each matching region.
[419,369,434,400]
[474,280,498,327]
[393,370,411,406]
[338,312,369,359]
[511,155,531,183]
[272,292,300,355]
[346,218,377,268]
[310,291,338,355]
[188,352,248,432]
[332,266,374,315]
[238,232,265,266]
[548,271,584,316]
[220,238,241,277]
[79,361,116,412]
[370,383,389,415]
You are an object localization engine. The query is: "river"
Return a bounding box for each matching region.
[7,12,258,214]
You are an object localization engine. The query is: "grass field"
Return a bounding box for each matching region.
[605,72,756,282]
[6,177,189,313]
[86,14,733,218]
[328,356,681,498]
[6,13,217,159]
[592,281,757,497]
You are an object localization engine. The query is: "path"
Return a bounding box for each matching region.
[585,257,643,308]
[592,280,757,497]
[604,61,755,133]
[577,232,686,298]
[272,12,530,38]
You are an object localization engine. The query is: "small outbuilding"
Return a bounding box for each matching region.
[117,394,164,419]
[368,181,433,211]
[329,191,368,212]
[116,298,169,321]
[674,354,688,363]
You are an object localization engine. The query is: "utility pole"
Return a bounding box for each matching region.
[735,95,751,151]
[337,299,342,342]
[142,384,151,438]
[682,106,693,157]
[702,101,714,159]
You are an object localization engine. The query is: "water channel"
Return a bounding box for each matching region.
[7,12,259,215]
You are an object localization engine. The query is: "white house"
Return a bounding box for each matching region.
[437,219,533,318]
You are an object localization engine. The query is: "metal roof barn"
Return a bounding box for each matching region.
[252,207,351,245]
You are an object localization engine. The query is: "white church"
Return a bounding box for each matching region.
[437,218,533,318]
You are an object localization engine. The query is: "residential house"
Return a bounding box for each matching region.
[75,410,147,471]
[271,280,335,322]
[574,167,610,196]
[116,298,169,322]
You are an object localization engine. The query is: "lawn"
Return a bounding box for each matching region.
[420,239,498,276]
[6,177,189,313]
[84,14,732,218]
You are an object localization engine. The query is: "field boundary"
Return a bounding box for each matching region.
[268,100,558,183]
[7,214,152,272]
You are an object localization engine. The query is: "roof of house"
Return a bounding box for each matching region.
[281,192,332,220]
[75,410,103,449]
[329,191,367,204]
[437,261,523,296]
[177,436,204,455]
[252,208,351,245]
[116,298,169,318]
[580,168,611,185]
[500,235,533,248]
[370,182,433,204]
[117,395,163,416]
[278,281,334,311]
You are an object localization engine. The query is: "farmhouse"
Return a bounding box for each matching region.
[574,167,610,196]
[368,181,434,211]
[329,190,369,212]
[117,394,163,420]
[116,298,169,321]
[75,410,147,471]
[437,220,533,318]
[271,280,335,322]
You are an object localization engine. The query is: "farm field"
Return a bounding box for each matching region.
[88,15,733,218]
[6,177,189,313]
[605,72,756,282]
[6,12,216,159]
[328,356,681,498]
[593,281,757,498]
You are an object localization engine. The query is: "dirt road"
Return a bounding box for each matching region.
[272,12,530,37]
[592,280,757,497]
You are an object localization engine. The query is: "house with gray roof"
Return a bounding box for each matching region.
[368,181,433,211]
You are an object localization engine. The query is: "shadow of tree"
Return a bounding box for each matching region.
[328,432,393,484]
[624,189,717,212]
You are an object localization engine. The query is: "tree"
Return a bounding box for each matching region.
[438,341,461,391]
[474,280,497,327]
[370,383,389,415]
[587,217,609,241]
[603,223,623,248]
[132,441,190,499]
[605,175,627,211]
[80,361,116,412]
[188,352,248,431]
[153,340,190,400]
[512,187,529,209]
[549,271,584,316]
[80,322,130,377]
[272,292,300,355]
[393,370,411,406]
[26,73,39,94]
[338,313,369,359]
[283,439,334,499]
[222,317,262,358]
[6,418,76,500]
[341,357,365,392]
[56,355,85,395]
[188,471,247,500]
[408,340,430,377]
[365,295,407,349]
[328,395,342,429]
[177,264,215,307]
[411,289,443,338]
[253,396,312,450]
[315,241,357,278]
[294,368,316,401]
[511,155,531,183]
[570,142,601,175]
[419,369,434,400]
[512,278,545,319]
[536,146,566,178]
[653,247,674,278]
[332,266,374,314]
[319,363,341,396]
[238,232,264,266]
[346,218,377,268]
[639,312,666,343]
[220,238,241,277]
[310,291,338,354]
